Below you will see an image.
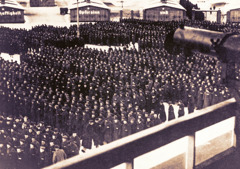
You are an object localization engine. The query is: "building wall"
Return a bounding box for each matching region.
[0,7,24,23]
[70,6,110,22]
[144,6,185,21]
[227,9,240,23]
[30,0,55,7]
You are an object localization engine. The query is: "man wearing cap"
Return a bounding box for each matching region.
[103,118,113,144]
[53,128,62,146]
[136,118,145,133]
[188,95,195,114]
[70,132,80,151]
[0,143,6,168]
[82,120,94,152]
[178,101,185,117]
[156,100,166,122]
[196,87,204,110]
[52,145,67,164]
[129,117,136,134]
[47,141,55,165]
[121,119,131,138]
[16,146,25,169]
[67,140,79,158]
[168,102,175,121]
[51,134,61,146]
[35,130,41,143]
[203,89,212,108]
[29,143,39,169]
[113,118,121,141]
[61,135,69,154]
[45,126,53,143]
[39,146,49,168]
[93,117,104,147]
[31,137,40,150]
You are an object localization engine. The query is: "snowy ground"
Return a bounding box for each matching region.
[85,42,139,51]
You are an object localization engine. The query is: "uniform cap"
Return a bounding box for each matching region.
[62,135,68,139]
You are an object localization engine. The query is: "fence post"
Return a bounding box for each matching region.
[234,103,240,151]
[126,159,134,169]
[186,133,195,169]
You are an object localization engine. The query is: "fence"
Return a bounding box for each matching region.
[44,98,238,169]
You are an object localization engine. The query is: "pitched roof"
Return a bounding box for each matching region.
[69,0,110,10]
[0,0,24,10]
[143,0,185,11]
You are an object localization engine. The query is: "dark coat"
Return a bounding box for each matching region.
[82,124,94,149]
[178,103,185,117]
[168,105,175,121]
[156,103,166,122]
[113,121,122,141]
[67,142,79,158]
[196,91,204,110]
[103,121,113,143]
[121,123,131,138]
[203,91,212,108]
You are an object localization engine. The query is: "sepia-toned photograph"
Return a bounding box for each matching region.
[0,0,240,169]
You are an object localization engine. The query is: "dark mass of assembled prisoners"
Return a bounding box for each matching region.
[0,19,240,169]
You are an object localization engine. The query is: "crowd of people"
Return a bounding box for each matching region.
[0,114,79,169]
[1,19,240,54]
[0,19,238,168]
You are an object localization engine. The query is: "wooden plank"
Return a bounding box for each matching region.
[126,160,133,169]
[234,103,240,150]
[195,147,236,169]
[186,134,195,169]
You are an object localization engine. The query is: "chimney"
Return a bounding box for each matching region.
[1,0,5,4]
[161,0,167,3]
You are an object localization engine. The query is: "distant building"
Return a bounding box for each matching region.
[30,0,55,7]
[69,0,110,22]
[227,8,240,23]
[0,0,24,23]
[143,0,186,21]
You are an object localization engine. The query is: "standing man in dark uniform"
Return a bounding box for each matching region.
[0,143,6,169]
[29,143,39,169]
[103,118,113,144]
[39,146,49,168]
[178,101,185,117]
[70,132,80,151]
[156,101,166,122]
[6,143,17,169]
[67,140,79,158]
[168,102,175,121]
[121,119,131,138]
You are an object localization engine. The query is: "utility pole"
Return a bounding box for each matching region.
[120,0,124,9]
[77,0,80,38]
